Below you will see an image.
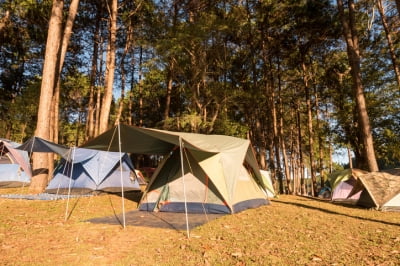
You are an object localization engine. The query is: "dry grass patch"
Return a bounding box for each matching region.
[0,189,399,265]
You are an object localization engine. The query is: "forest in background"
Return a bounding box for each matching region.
[0,0,400,194]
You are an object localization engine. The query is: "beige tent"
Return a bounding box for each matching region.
[260,170,275,198]
[350,171,400,211]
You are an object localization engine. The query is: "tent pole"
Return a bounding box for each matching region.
[118,123,126,229]
[179,136,190,238]
[65,147,76,221]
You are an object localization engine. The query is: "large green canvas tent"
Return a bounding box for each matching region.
[82,124,269,214]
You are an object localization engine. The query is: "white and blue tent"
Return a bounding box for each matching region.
[0,139,32,187]
[45,147,140,194]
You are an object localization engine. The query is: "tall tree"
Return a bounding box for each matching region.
[98,0,117,134]
[395,0,400,18]
[336,0,379,172]
[50,0,80,144]
[86,2,102,140]
[376,0,400,90]
[31,0,64,192]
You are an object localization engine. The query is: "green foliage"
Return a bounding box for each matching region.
[212,118,249,139]
[0,77,40,142]
[1,0,400,172]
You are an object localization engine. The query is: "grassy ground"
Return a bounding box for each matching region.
[0,188,399,265]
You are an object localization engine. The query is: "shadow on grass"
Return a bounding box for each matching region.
[109,190,143,203]
[88,210,225,231]
[65,196,82,221]
[273,198,400,227]
[88,190,225,231]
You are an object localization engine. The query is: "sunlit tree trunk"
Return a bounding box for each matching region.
[271,87,284,193]
[395,0,400,19]
[48,0,79,180]
[99,0,117,134]
[376,0,400,90]
[325,104,333,174]
[288,124,297,194]
[0,10,9,33]
[259,146,267,170]
[303,64,317,196]
[115,25,134,125]
[337,0,379,172]
[163,70,173,126]
[295,100,306,195]
[279,99,291,194]
[254,117,267,170]
[163,3,178,129]
[138,46,144,127]
[315,87,325,187]
[31,0,63,193]
[128,54,135,126]
[86,2,102,140]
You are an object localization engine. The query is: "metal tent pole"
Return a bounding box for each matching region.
[179,136,190,238]
[65,147,76,221]
[117,123,126,229]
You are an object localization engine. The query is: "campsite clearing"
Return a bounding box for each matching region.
[0,190,399,265]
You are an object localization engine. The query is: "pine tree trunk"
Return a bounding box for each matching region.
[49,0,79,177]
[128,57,135,126]
[0,10,9,33]
[86,3,102,139]
[31,0,64,193]
[395,0,400,19]
[271,88,284,194]
[376,0,400,90]
[138,46,144,127]
[314,86,324,188]
[279,102,291,194]
[115,29,132,125]
[303,63,317,196]
[295,101,306,195]
[99,0,117,134]
[163,67,173,128]
[337,0,379,172]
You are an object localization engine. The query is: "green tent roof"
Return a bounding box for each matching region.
[81,124,266,192]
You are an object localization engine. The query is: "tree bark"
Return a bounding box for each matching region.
[163,63,174,128]
[115,24,134,125]
[31,0,64,193]
[138,46,144,127]
[279,94,291,194]
[128,54,135,126]
[98,0,117,134]
[0,10,9,34]
[315,86,325,188]
[376,0,400,90]
[295,100,306,195]
[49,0,79,179]
[395,0,400,19]
[302,61,317,196]
[337,0,379,172]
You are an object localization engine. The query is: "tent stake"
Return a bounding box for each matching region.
[179,136,190,238]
